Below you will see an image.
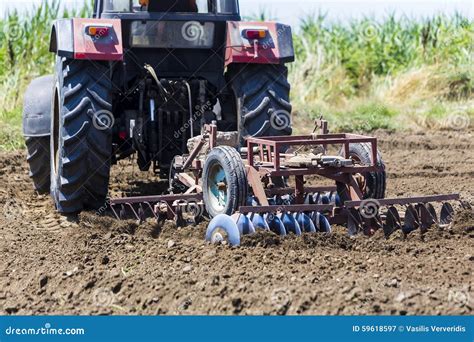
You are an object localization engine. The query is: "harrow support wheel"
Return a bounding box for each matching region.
[202,146,247,218]
[337,143,386,202]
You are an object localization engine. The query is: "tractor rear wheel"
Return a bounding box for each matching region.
[202,146,247,218]
[227,64,292,140]
[50,57,113,214]
[337,143,386,203]
[23,74,55,194]
[25,136,51,194]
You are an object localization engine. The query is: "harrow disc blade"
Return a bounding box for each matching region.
[425,203,438,225]
[440,202,455,225]
[311,212,331,233]
[304,194,315,205]
[280,212,302,236]
[384,206,402,238]
[281,195,294,205]
[294,212,316,233]
[266,214,287,236]
[403,205,419,234]
[416,203,434,233]
[119,206,126,220]
[246,196,259,206]
[206,214,241,246]
[248,213,270,231]
[326,192,341,206]
[347,208,362,236]
[231,213,256,236]
[313,192,321,204]
[321,195,330,204]
[274,196,284,205]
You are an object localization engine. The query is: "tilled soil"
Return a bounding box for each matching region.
[0,131,473,315]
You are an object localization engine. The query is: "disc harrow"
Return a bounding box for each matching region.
[107,120,465,246]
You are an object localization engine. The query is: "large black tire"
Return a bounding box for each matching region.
[25,136,51,194]
[202,146,247,218]
[50,57,113,214]
[227,64,292,140]
[337,143,386,202]
[23,75,54,194]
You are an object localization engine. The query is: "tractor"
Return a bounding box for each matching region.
[23,1,463,243]
[23,0,295,214]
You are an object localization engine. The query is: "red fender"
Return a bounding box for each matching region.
[72,18,123,61]
[225,21,295,66]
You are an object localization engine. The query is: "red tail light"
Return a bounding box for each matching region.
[243,29,267,40]
[86,25,110,37]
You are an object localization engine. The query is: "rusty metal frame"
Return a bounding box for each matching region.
[246,133,379,174]
[107,120,461,231]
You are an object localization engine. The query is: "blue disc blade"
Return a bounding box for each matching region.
[294,212,316,233]
[280,212,302,236]
[206,214,241,246]
[231,213,256,235]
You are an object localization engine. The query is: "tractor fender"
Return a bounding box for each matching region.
[22,75,54,137]
[225,21,295,66]
[49,19,75,58]
[50,18,123,61]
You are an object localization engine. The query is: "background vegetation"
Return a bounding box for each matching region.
[0,1,472,150]
[288,13,473,133]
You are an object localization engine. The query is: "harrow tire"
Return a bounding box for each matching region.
[25,136,51,194]
[50,57,113,214]
[337,143,386,202]
[203,146,247,218]
[227,64,293,140]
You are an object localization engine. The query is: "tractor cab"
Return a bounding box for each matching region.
[94,0,241,88]
[95,0,240,17]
